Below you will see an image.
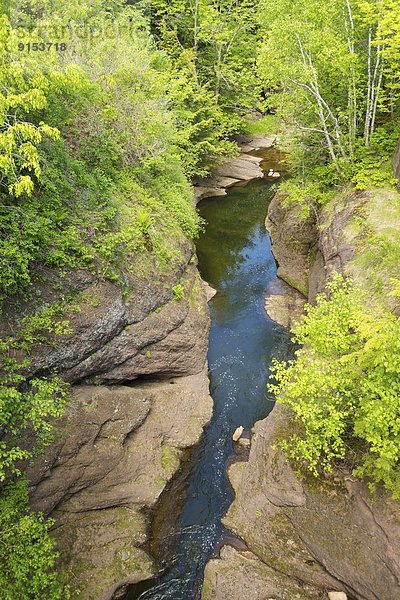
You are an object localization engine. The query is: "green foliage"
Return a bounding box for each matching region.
[350,124,400,190]
[0,4,210,306]
[0,328,69,595]
[0,15,92,198]
[172,283,184,300]
[18,302,75,348]
[166,54,239,176]
[280,179,333,216]
[0,282,73,595]
[258,0,400,187]
[151,0,261,103]
[243,114,280,135]
[0,349,68,482]
[270,275,400,498]
[0,479,69,599]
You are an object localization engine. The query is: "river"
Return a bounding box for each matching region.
[124,147,291,600]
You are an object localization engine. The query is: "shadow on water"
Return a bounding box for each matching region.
[122,148,291,600]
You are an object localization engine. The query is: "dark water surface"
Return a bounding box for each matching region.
[124,150,291,600]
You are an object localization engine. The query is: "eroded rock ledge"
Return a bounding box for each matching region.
[30,371,212,599]
[194,134,276,202]
[8,238,214,596]
[1,241,209,385]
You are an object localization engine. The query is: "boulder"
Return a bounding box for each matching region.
[232,426,244,442]
[264,277,307,329]
[216,155,263,181]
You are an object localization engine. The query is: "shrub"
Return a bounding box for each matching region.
[0,480,69,599]
[270,275,400,498]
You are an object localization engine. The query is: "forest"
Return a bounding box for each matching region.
[1,0,400,597]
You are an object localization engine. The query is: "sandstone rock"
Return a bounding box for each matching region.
[237,437,251,448]
[194,136,276,201]
[266,186,365,304]
[232,426,244,442]
[202,545,324,600]
[194,178,239,203]
[215,155,263,181]
[64,265,209,384]
[234,134,277,151]
[29,369,213,599]
[264,277,307,329]
[19,238,214,598]
[203,281,217,302]
[0,243,210,385]
[266,190,317,297]
[299,188,398,305]
[194,186,227,202]
[328,592,347,600]
[315,188,400,311]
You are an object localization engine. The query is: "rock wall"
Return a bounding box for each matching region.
[30,372,212,599]
[1,241,209,385]
[265,190,317,297]
[7,238,214,597]
[265,187,370,305]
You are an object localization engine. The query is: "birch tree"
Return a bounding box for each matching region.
[259,0,358,173]
[258,0,400,175]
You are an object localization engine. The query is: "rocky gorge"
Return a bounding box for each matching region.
[15,134,277,599]
[13,133,400,600]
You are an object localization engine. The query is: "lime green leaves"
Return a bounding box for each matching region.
[0,121,60,197]
[0,480,69,599]
[270,274,400,498]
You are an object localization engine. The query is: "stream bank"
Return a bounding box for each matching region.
[202,183,400,600]
[20,238,214,597]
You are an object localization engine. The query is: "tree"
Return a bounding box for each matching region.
[258,0,400,177]
[143,0,261,113]
[0,15,60,197]
[0,480,69,599]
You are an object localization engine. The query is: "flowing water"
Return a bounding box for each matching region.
[124,148,291,600]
